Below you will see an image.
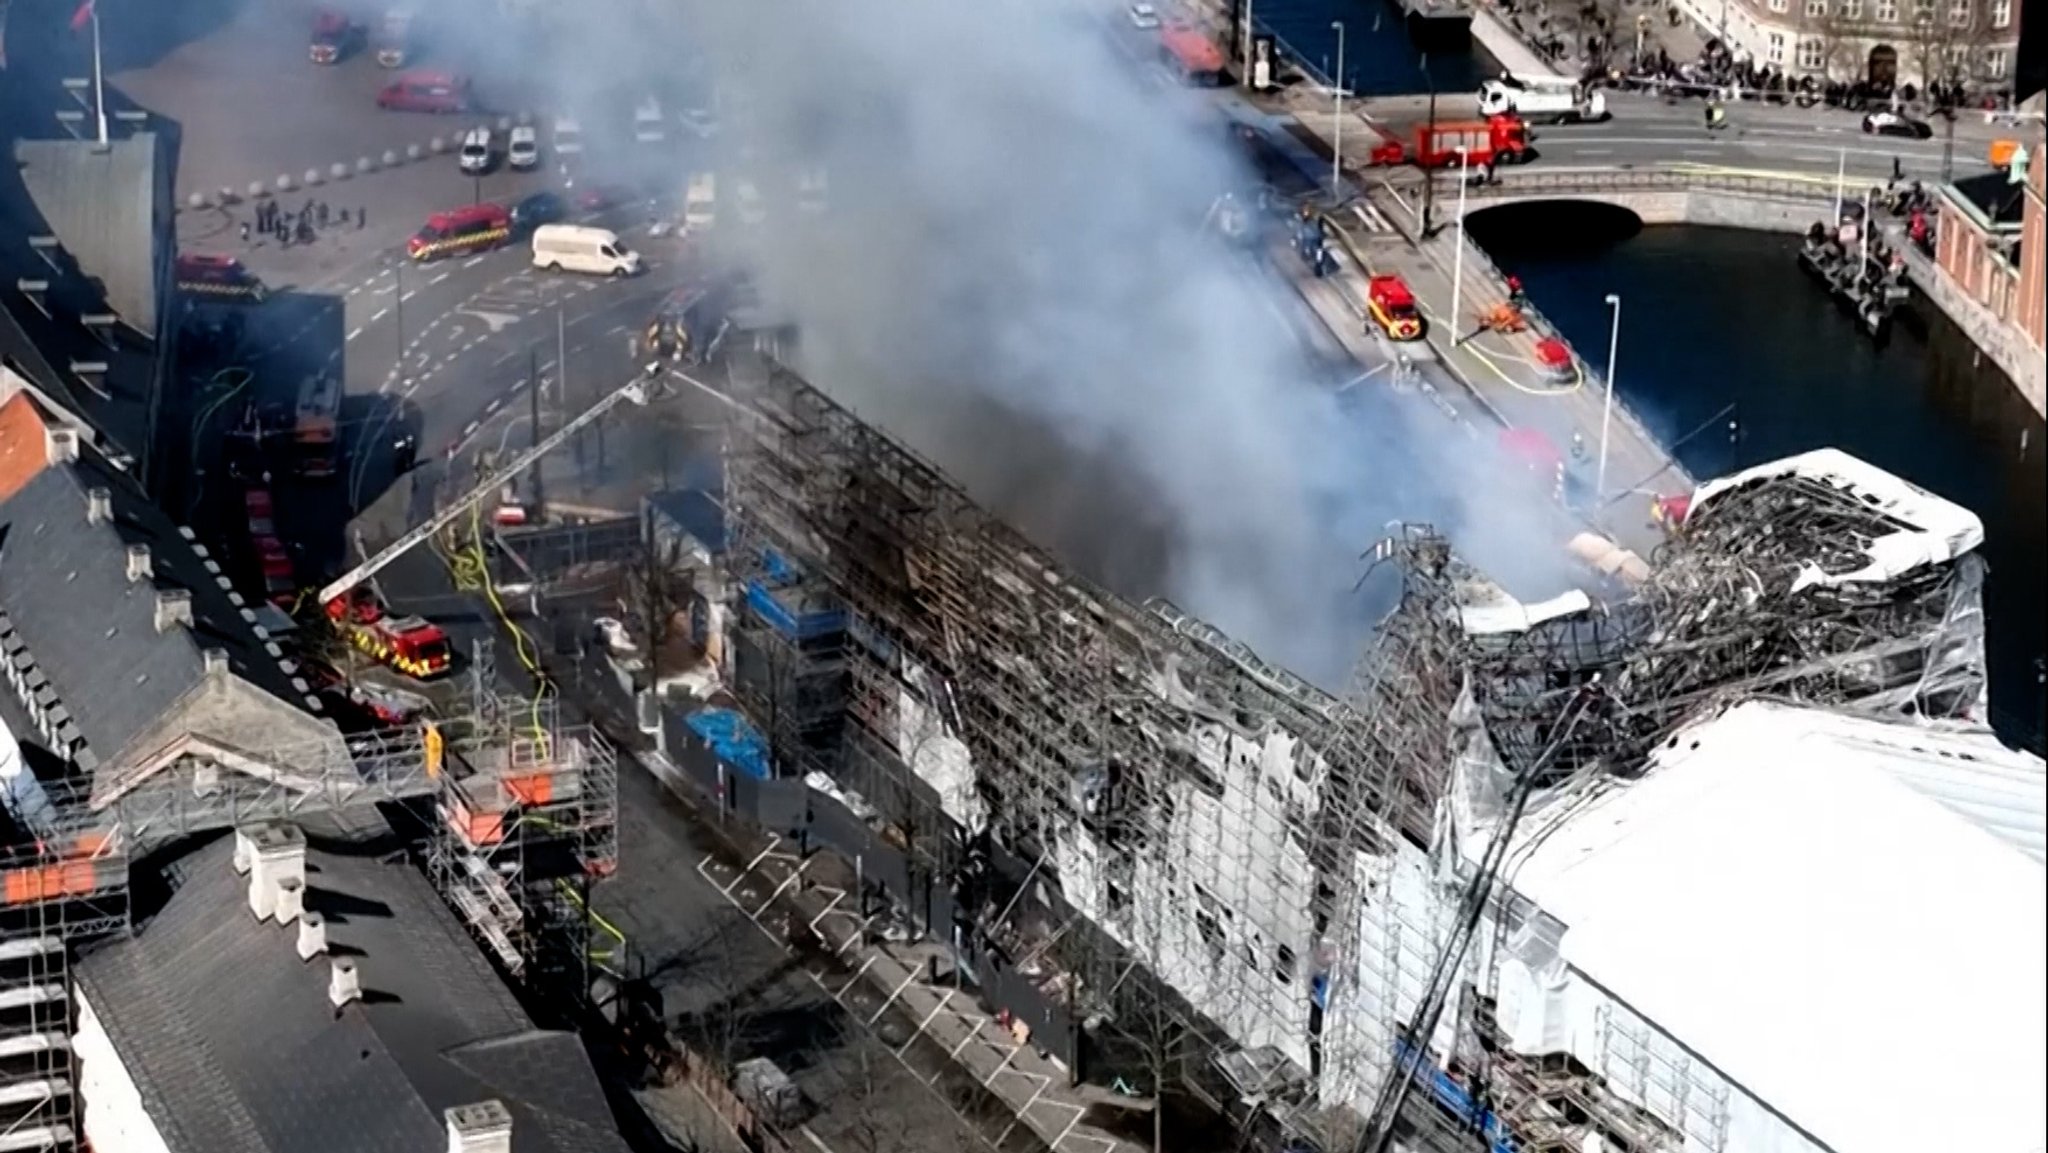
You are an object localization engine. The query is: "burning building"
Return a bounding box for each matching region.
[712,345,2042,1153]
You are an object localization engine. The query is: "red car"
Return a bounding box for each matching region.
[377,71,472,114]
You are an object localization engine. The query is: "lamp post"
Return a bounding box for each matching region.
[1450,149,1471,337]
[1331,21,1347,196]
[1598,294,1621,501]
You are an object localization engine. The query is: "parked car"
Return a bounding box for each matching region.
[1128,2,1161,28]
[509,190,567,232]
[1862,110,1933,139]
[507,124,539,170]
[458,126,494,173]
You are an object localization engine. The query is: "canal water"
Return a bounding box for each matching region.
[1236,0,1498,95]
[1465,203,2048,753]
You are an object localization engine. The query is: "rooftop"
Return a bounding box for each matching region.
[0,390,338,815]
[1944,167,2029,232]
[1476,700,2047,1153]
[76,830,635,1153]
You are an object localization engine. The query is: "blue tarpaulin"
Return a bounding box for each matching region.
[686,708,773,781]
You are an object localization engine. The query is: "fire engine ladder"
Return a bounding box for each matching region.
[316,375,658,607]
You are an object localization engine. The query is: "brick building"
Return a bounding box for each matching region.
[2020,135,2045,351]
[1932,141,2040,352]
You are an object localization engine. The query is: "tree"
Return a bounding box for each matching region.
[1799,4,1867,83]
[809,1037,923,1153]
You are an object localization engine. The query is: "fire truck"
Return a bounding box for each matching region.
[407,203,512,262]
[294,372,341,479]
[375,8,414,68]
[1158,23,1226,86]
[1368,115,1532,170]
[309,9,361,64]
[325,589,453,679]
[244,488,297,608]
[176,254,266,301]
[1366,275,1425,341]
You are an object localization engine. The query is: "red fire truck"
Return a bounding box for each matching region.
[1367,115,1532,170]
[176,254,266,301]
[325,590,453,680]
[1159,23,1226,86]
[1366,276,1425,341]
[406,203,511,262]
[244,488,297,608]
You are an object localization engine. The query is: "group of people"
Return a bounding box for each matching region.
[240,198,366,248]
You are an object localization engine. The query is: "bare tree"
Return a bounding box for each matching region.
[1799,4,1867,83]
[809,1032,924,1153]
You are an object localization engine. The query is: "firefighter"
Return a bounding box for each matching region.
[392,432,418,475]
[1506,274,1526,306]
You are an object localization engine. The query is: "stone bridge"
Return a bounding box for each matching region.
[1418,167,1842,233]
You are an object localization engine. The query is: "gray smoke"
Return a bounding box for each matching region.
[373,0,1579,684]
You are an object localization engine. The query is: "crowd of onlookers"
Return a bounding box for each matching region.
[1493,0,2019,116]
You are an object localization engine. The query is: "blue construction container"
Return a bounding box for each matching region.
[686,708,773,781]
[743,548,847,640]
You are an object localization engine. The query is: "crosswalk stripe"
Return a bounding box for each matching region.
[1349,204,1395,233]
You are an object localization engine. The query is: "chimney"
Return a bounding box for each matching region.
[273,875,305,926]
[241,822,307,921]
[297,913,329,961]
[202,648,230,675]
[44,426,80,465]
[329,958,363,1013]
[445,1101,514,1153]
[125,544,153,583]
[154,589,194,633]
[85,487,113,525]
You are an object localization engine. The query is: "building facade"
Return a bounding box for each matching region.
[1933,152,2036,346]
[1675,0,2020,87]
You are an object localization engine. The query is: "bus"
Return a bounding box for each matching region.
[294,372,341,479]
[1159,23,1226,87]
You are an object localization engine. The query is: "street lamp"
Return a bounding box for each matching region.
[1597,293,1621,501]
[1331,21,1347,196]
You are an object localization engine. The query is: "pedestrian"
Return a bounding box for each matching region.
[297,217,314,245]
[317,201,330,228]
[240,220,251,243]
[1891,155,1904,182]
[358,206,367,229]
[256,200,270,231]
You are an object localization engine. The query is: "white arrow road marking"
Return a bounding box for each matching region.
[455,308,522,332]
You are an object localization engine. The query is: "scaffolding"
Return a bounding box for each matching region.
[425,639,622,1000]
[716,352,1411,1135]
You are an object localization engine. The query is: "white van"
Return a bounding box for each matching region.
[531,224,642,277]
[457,126,493,174]
[683,173,716,231]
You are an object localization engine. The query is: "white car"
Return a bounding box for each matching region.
[507,125,539,170]
[633,96,666,145]
[457,126,493,174]
[552,115,583,157]
[1128,2,1160,28]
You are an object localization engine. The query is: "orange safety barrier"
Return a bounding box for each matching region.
[446,800,507,847]
[504,772,555,807]
[4,859,101,904]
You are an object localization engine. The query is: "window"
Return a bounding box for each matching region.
[1944,43,1970,76]
[1947,0,1970,24]
[1767,31,1787,61]
[1799,37,1828,68]
[1840,0,1862,14]
[1806,0,1826,15]
[1913,0,1935,17]
[1768,0,1787,12]
[1990,0,2009,25]
[1983,46,2009,77]
[1874,0,1898,21]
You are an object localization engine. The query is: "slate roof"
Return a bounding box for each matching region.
[1,54,171,467]
[74,835,634,1153]
[0,392,335,803]
[15,136,167,335]
[1949,168,2029,230]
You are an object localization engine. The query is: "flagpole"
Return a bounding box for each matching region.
[91,4,108,145]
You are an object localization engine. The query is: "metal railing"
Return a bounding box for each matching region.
[1435,165,1845,203]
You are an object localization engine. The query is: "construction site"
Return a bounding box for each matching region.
[703,335,2037,1153]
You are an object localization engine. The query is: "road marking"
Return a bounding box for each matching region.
[1577,148,1613,156]
[1681,148,1719,157]
[1795,153,1835,164]
[431,272,451,286]
[347,326,363,342]
[401,290,418,302]
[464,256,487,269]
[370,308,389,322]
